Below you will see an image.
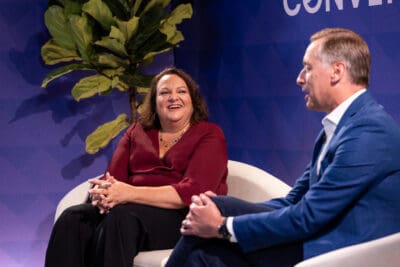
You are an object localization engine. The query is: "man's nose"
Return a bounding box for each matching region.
[296,69,305,86]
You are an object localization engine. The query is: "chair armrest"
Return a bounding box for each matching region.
[295,232,400,267]
[54,175,102,222]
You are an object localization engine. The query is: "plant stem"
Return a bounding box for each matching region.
[129,86,138,123]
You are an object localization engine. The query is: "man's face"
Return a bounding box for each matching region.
[296,40,335,113]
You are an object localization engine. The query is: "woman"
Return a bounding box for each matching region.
[45,67,228,267]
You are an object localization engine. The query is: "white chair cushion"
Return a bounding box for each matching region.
[295,232,400,267]
[133,249,173,267]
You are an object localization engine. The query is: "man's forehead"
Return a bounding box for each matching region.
[304,41,322,62]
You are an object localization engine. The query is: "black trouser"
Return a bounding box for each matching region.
[45,203,187,267]
[165,196,303,267]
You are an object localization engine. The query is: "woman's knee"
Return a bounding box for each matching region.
[107,203,135,219]
[106,203,152,221]
[56,204,98,226]
[101,204,142,229]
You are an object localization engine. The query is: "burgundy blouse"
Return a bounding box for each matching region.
[106,121,228,206]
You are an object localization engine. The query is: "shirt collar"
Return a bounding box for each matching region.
[322,89,366,138]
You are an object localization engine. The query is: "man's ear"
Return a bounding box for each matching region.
[331,61,346,83]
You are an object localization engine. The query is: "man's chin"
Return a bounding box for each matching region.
[305,102,318,112]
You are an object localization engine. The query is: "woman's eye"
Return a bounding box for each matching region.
[177,87,188,93]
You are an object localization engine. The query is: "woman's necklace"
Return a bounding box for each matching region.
[159,125,190,149]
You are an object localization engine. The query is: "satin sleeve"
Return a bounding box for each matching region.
[171,123,228,205]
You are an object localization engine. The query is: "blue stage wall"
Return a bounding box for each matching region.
[174,0,400,184]
[1,0,400,266]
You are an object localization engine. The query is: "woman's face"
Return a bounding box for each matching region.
[155,74,194,128]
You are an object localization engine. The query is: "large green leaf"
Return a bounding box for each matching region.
[128,3,192,62]
[160,3,192,44]
[41,63,94,88]
[61,0,83,15]
[134,29,172,62]
[72,74,112,101]
[121,71,154,88]
[111,76,129,92]
[85,113,130,154]
[102,67,126,77]
[41,39,81,65]
[141,0,171,16]
[95,52,130,68]
[115,17,139,43]
[142,46,172,62]
[109,26,126,43]
[102,0,130,20]
[69,14,94,62]
[165,3,193,25]
[95,36,128,57]
[132,0,144,16]
[128,4,165,57]
[166,30,184,45]
[82,0,115,31]
[44,5,76,50]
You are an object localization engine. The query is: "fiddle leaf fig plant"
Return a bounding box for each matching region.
[41,0,192,154]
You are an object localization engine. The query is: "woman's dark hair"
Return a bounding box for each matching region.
[140,67,208,129]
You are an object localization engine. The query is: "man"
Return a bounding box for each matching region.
[165,28,400,267]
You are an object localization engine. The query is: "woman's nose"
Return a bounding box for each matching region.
[168,93,177,101]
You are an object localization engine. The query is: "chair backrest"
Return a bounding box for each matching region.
[226,160,291,202]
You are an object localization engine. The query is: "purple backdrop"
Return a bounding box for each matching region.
[0,0,173,266]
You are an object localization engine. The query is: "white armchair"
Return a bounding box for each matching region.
[54,160,400,267]
[54,160,291,267]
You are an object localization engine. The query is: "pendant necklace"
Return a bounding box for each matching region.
[159,125,189,149]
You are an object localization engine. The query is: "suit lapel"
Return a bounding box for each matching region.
[335,91,373,134]
[311,91,375,184]
[310,130,326,186]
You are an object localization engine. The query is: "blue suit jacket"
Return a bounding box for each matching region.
[233,91,400,258]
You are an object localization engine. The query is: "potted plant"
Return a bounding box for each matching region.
[41,0,192,153]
